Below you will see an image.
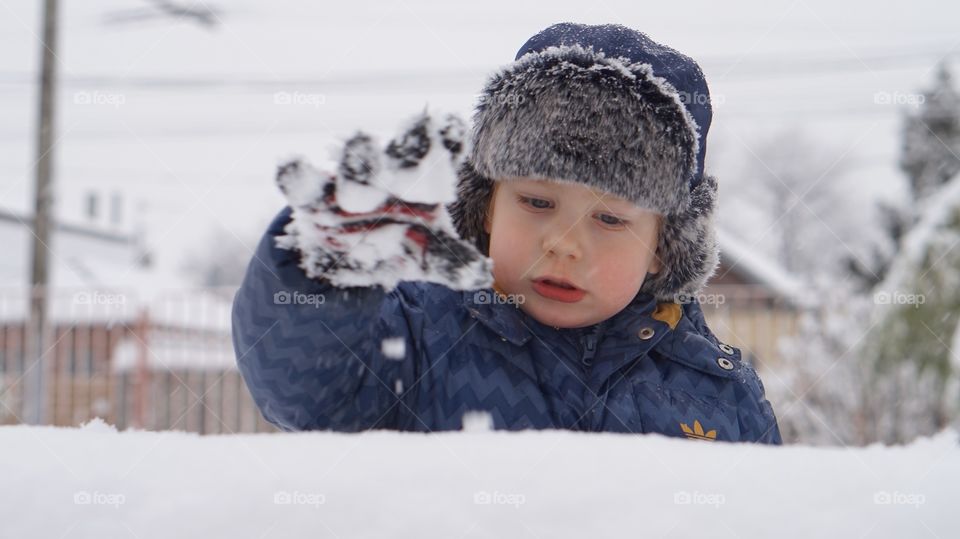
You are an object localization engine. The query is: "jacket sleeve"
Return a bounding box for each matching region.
[741,366,783,445]
[231,207,426,432]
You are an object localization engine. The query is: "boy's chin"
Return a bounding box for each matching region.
[520,301,604,329]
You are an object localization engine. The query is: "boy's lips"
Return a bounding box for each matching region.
[531,276,585,303]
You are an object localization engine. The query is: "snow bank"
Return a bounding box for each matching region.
[1,420,956,538]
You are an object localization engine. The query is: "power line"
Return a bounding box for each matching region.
[0,43,956,90]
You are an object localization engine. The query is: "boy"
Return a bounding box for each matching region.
[232,23,782,443]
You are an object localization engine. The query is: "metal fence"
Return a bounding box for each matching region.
[0,287,276,434]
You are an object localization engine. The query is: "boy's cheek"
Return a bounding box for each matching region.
[488,241,527,290]
[588,255,649,297]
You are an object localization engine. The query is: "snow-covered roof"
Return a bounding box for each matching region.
[0,207,232,330]
[0,206,153,291]
[715,227,813,307]
[0,286,234,332]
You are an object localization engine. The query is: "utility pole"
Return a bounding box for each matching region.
[24,0,59,425]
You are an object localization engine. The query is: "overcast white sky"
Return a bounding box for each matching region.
[1,0,958,286]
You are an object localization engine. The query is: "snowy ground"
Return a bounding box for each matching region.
[1,419,956,538]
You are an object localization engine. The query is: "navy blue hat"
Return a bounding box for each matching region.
[515,22,712,189]
[449,23,721,303]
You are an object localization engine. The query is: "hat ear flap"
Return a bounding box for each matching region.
[639,174,720,303]
[448,159,496,256]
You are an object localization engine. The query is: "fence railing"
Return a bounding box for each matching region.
[0,287,276,434]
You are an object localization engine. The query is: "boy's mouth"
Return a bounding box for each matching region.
[531,276,585,303]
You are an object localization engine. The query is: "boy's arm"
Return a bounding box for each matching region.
[232,207,419,431]
[232,110,491,431]
[743,368,783,445]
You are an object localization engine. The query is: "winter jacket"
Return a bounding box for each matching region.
[232,207,783,444]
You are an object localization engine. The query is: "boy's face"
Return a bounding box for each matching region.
[484,177,662,329]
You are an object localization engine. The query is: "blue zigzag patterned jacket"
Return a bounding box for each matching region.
[232,208,783,444]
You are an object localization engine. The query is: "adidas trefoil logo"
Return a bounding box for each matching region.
[680,420,717,441]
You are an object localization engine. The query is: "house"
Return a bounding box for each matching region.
[700,228,813,372]
[0,205,270,434]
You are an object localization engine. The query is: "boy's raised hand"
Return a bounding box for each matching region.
[274,110,493,292]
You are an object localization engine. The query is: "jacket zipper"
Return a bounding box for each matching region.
[579,325,601,367]
[576,326,604,430]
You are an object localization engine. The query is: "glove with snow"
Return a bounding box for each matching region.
[274,110,493,292]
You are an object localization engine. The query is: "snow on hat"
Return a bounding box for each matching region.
[448,22,721,303]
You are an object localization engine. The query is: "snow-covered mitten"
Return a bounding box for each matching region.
[275,110,493,291]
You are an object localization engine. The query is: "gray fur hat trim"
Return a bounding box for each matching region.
[471,44,700,215]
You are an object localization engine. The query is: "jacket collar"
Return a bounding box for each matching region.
[461,286,742,382]
[460,288,678,346]
[461,289,535,346]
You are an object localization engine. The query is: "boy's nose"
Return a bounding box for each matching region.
[541,226,583,261]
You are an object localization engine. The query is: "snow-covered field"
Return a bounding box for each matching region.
[1,419,956,538]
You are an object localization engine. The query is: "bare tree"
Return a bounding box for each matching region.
[181,227,259,292]
[727,128,860,283]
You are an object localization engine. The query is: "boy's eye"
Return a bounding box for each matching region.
[596,213,627,227]
[518,195,552,210]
